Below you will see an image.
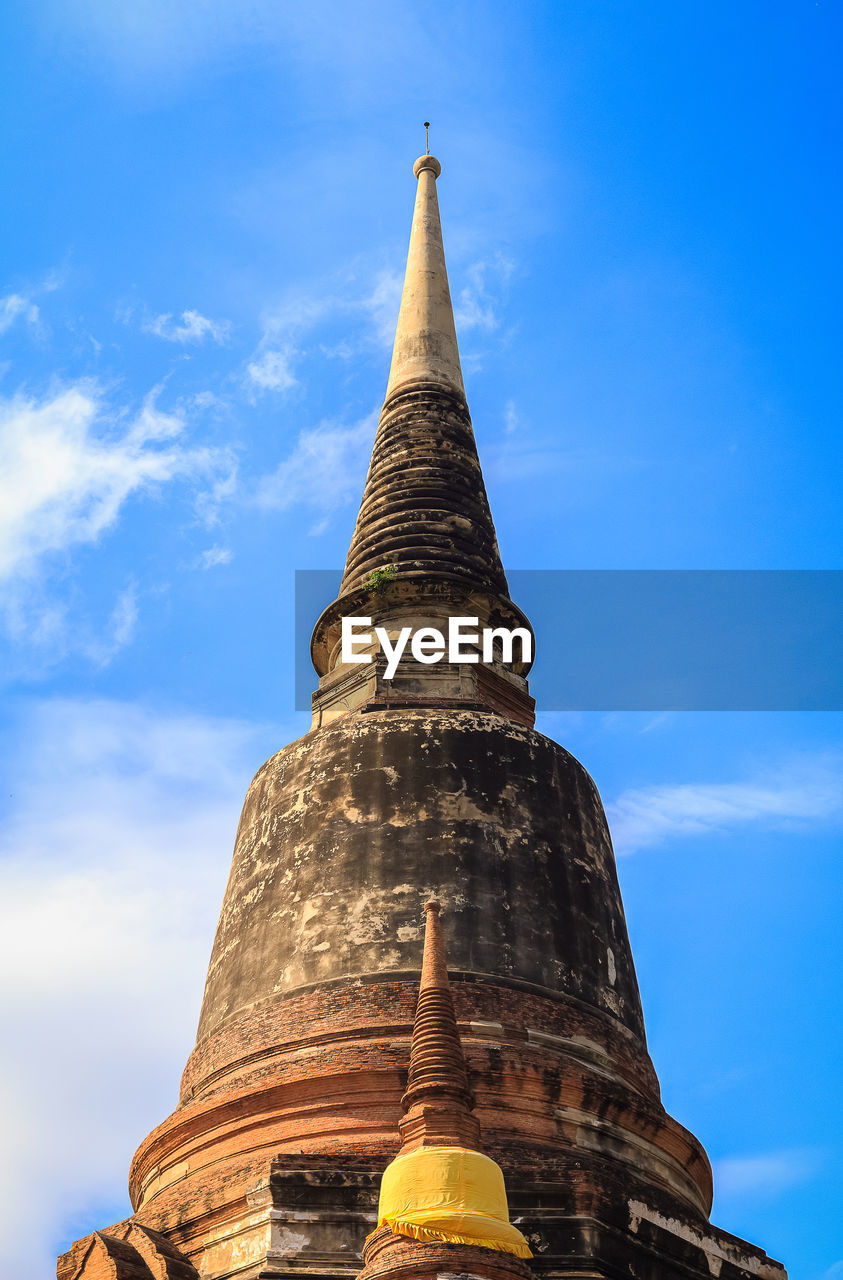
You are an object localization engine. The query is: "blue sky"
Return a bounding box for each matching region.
[1,2,841,1277]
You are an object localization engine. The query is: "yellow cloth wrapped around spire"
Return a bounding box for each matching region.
[373,1146,532,1259]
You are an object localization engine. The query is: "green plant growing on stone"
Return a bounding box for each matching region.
[363,564,398,597]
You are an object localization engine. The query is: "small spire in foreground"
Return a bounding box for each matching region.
[424,120,430,153]
[399,899,481,1150]
[359,901,533,1266]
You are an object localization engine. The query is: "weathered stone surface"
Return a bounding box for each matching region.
[66,1233,152,1280]
[61,1225,197,1280]
[310,576,535,731]
[341,382,508,599]
[195,709,644,1043]
[128,972,705,1215]
[384,154,464,401]
[62,1228,198,1280]
[122,1225,198,1280]
[118,704,730,1276]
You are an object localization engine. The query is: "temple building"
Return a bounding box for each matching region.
[58,148,787,1280]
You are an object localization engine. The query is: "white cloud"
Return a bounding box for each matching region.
[454,255,514,336]
[143,309,230,345]
[713,1147,820,1199]
[242,292,336,395]
[243,269,402,395]
[199,545,233,569]
[486,443,571,483]
[110,586,139,647]
[79,584,139,666]
[0,579,153,683]
[191,389,225,409]
[259,294,334,336]
[0,382,223,580]
[364,270,403,347]
[49,0,428,91]
[238,243,512,401]
[256,413,376,530]
[0,292,40,335]
[0,697,281,1280]
[246,345,298,392]
[608,756,843,855]
[194,465,238,528]
[241,253,459,395]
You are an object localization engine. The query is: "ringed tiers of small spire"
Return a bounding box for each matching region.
[398,900,481,1152]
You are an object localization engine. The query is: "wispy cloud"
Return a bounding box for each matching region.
[241,294,328,396]
[198,545,233,568]
[142,309,230,344]
[713,1147,821,1198]
[194,466,237,529]
[241,249,505,399]
[608,756,843,855]
[256,412,376,532]
[81,584,139,665]
[245,345,298,393]
[243,281,378,395]
[0,697,277,1280]
[49,0,429,92]
[0,382,224,580]
[0,292,40,335]
[485,442,573,484]
[454,254,514,336]
[363,270,402,347]
[1,579,143,683]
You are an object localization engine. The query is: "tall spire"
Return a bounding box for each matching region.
[337,150,509,601]
[384,153,464,401]
[398,899,481,1152]
[310,146,535,730]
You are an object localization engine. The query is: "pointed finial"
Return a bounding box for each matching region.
[424,121,430,154]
